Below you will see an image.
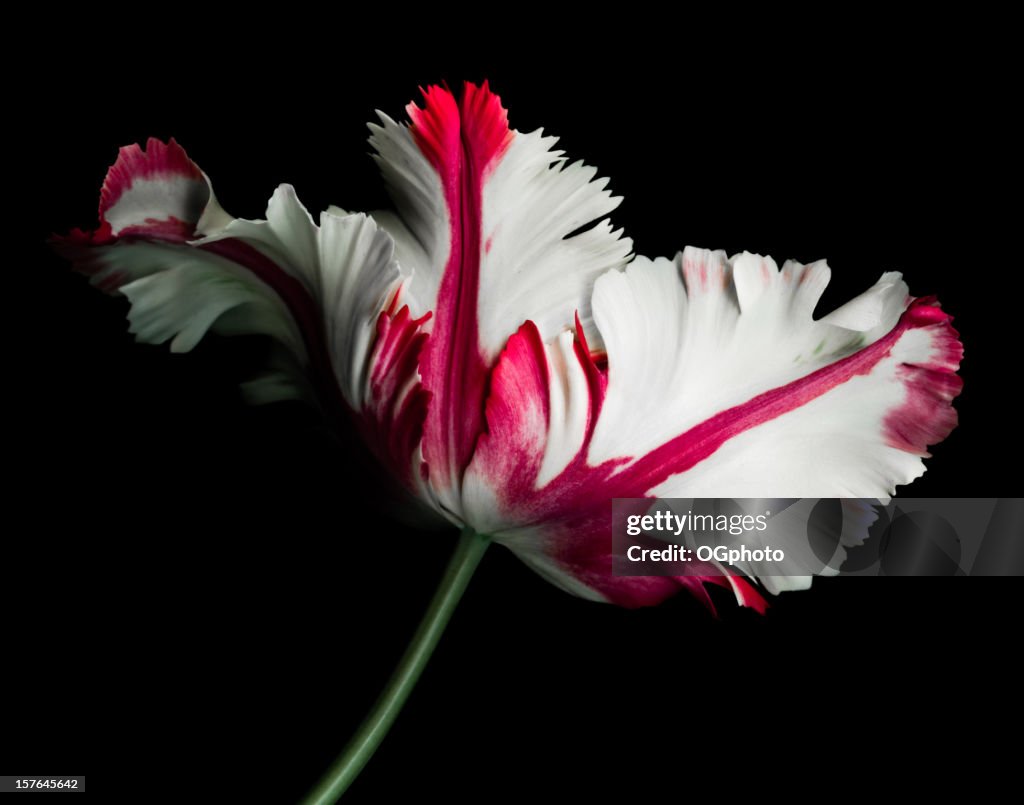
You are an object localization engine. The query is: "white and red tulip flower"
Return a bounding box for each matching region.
[57,81,961,799]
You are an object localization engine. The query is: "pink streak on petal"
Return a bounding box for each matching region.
[53,138,208,279]
[361,302,433,488]
[714,576,770,615]
[883,298,962,456]
[573,312,608,427]
[98,137,204,225]
[116,217,195,241]
[475,322,550,498]
[409,82,515,499]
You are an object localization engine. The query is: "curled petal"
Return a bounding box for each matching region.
[96,137,220,243]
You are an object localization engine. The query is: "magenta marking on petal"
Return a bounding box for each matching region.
[52,138,208,274]
[473,322,551,501]
[99,137,203,222]
[116,216,196,241]
[883,304,962,457]
[573,312,608,435]
[716,577,770,614]
[578,569,768,612]
[363,303,432,488]
[408,82,515,494]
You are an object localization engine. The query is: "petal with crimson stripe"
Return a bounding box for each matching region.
[462,251,961,604]
[369,81,631,517]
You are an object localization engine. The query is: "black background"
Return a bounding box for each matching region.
[12,22,1019,801]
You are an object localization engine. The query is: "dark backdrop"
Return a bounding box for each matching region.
[12,23,1018,802]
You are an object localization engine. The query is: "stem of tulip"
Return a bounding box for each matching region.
[301,527,490,804]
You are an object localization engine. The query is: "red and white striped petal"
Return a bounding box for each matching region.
[97,137,227,243]
[55,138,230,291]
[588,250,906,466]
[369,82,631,516]
[462,251,961,606]
[56,138,427,491]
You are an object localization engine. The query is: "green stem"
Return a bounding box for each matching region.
[301,528,490,804]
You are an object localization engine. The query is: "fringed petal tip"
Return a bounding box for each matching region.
[52,137,223,295]
[69,137,208,245]
[883,297,963,459]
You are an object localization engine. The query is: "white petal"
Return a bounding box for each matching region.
[587,249,910,467]
[317,211,401,407]
[195,184,322,295]
[479,131,631,355]
[368,99,632,359]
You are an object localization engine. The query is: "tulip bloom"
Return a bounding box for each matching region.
[56,82,961,800]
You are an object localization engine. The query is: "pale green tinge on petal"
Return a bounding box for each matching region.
[194,175,234,237]
[317,210,401,408]
[197,184,323,295]
[120,255,306,357]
